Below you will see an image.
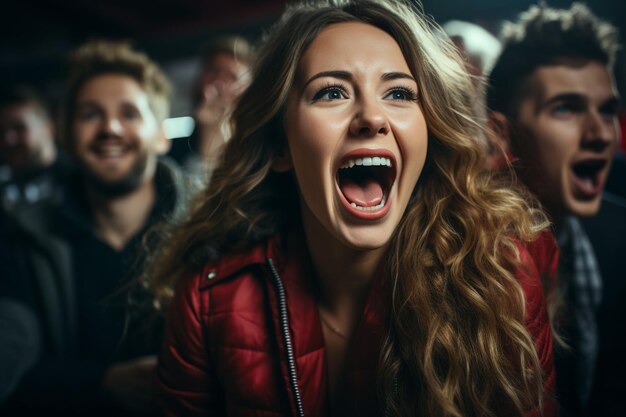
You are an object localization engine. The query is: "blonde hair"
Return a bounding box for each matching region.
[145,1,550,415]
[64,39,171,143]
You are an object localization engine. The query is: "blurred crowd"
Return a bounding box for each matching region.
[0,1,624,416]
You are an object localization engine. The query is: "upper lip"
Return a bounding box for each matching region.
[338,148,397,170]
[570,156,609,172]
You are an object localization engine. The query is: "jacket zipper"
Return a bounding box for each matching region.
[267,257,306,417]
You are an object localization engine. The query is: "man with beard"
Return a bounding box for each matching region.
[0,40,189,416]
[486,4,625,416]
[0,86,66,213]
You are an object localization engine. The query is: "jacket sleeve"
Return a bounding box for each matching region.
[517,240,557,417]
[156,272,222,417]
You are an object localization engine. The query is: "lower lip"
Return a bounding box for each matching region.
[337,187,392,220]
[569,169,603,199]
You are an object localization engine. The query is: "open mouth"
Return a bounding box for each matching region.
[570,159,607,195]
[337,152,396,214]
[90,142,129,159]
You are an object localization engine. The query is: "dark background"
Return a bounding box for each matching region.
[1,0,624,117]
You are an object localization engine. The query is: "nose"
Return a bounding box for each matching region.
[99,115,123,138]
[349,97,390,137]
[582,110,617,151]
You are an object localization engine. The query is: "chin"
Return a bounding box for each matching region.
[338,225,395,251]
[566,197,603,218]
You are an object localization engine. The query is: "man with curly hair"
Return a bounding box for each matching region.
[486,4,624,416]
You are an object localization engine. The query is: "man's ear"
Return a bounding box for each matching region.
[486,110,513,168]
[271,148,293,172]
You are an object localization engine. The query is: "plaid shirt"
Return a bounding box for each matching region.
[558,216,603,409]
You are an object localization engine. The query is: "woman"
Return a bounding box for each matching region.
[144,1,556,416]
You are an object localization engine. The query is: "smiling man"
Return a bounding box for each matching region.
[486,4,624,417]
[0,41,189,416]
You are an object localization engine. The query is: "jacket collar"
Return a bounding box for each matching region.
[199,234,284,289]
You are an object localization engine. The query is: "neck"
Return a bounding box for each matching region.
[546,207,566,239]
[85,178,156,251]
[301,207,385,317]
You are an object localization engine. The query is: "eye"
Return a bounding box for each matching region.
[551,102,581,117]
[312,84,348,102]
[552,104,571,115]
[121,107,141,120]
[384,87,418,102]
[76,107,100,121]
[599,101,619,119]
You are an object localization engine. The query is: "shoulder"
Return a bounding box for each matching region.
[513,233,557,327]
[513,236,556,397]
[521,230,559,283]
[170,238,277,314]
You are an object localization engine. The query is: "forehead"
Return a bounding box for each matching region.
[0,103,43,121]
[205,52,245,70]
[528,61,617,102]
[298,22,410,78]
[76,73,150,106]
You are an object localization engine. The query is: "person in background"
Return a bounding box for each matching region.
[0,86,67,212]
[168,35,253,184]
[146,1,557,416]
[486,3,625,416]
[442,19,501,83]
[0,39,190,416]
[0,298,41,402]
[442,20,502,163]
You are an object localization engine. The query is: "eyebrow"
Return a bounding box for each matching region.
[541,92,621,111]
[302,70,416,88]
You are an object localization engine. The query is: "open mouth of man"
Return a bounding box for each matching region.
[570,159,607,197]
[90,142,129,159]
[336,152,396,219]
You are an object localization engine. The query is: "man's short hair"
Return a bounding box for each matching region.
[487,3,619,117]
[200,35,254,68]
[0,85,50,120]
[65,40,171,133]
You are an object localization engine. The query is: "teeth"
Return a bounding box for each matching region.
[340,157,391,169]
[349,197,386,211]
[96,147,124,157]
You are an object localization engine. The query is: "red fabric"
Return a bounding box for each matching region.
[619,110,626,152]
[156,235,556,417]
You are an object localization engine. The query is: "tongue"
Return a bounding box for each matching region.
[340,177,384,207]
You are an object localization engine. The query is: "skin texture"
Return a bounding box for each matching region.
[72,74,169,195]
[509,62,619,220]
[283,22,428,253]
[280,22,428,413]
[195,52,251,107]
[0,103,55,173]
[194,52,251,165]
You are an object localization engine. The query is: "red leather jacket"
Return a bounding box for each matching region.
[157,234,557,417]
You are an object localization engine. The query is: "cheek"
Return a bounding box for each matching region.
[287,111,340,168]
[535,132,576,168]
[72,124,90,149]
[396,115,428,171]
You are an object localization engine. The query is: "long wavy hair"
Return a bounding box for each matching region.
[144,1,550,415]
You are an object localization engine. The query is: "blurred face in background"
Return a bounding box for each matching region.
[72,73,169,197]
[0,103,56,174]
[194,52,251,108]
[510,61,619,219]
